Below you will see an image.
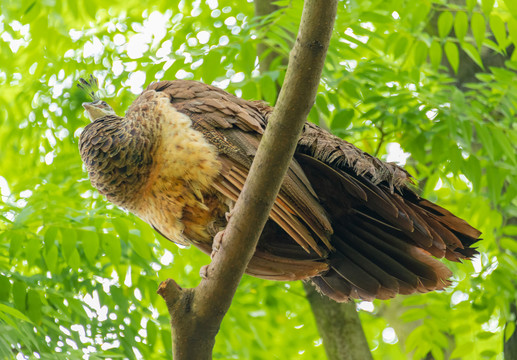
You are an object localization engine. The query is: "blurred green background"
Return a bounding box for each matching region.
[1,0,517,359]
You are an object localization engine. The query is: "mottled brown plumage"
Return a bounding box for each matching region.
[79,79,481,302]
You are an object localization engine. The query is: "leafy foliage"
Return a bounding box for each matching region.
[0,0,516,359]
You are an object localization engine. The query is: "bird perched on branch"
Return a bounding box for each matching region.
[78,77,481,302]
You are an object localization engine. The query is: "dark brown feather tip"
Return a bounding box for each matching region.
[77,74,100,101]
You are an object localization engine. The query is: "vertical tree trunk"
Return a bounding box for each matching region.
[304,283,373,360]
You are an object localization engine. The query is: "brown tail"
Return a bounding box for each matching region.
[295,154,481,302]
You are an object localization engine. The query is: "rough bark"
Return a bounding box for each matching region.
[157,1,338,358]
[304,283,373,360]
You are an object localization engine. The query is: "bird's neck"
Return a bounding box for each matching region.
[79,115,159,209]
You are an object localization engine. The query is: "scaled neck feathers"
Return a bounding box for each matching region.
[79,114,158,210]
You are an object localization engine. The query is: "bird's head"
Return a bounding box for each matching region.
[82,100,116,121]
[77,75,116,121]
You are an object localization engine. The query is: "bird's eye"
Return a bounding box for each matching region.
[101,101,108,106]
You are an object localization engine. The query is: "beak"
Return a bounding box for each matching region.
[82,102,96,122]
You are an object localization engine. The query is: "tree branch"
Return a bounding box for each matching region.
[304,284,373,360]
[157,1,338,358]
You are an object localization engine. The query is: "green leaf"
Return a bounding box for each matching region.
[239,41,255,74]
[474,123,495,160]
[464,155,481,192]
[477,331,496,340]
[316,95,330,117]
[471,12,486,49]
[44,246,58,273]
[409,2,431,27]
[27,290,42,324]
[481,350,498,358]
[459,117,473,144]
[430,41,442,69]
[400,308,427,322]
[482,0,495,15]
[509,19,517,47]
[44,226,58,252]
[68,248,81,271]
[490,15,507,51]
[12,281,26,312]
[21,2,41,23]
[502,225,517,236]
[0,304,32,324]
[69,0,79,18]
[84,0,97,19]
[466,0,477,12]
[461,42,484,69]
[393,36,408,59]
[161,328,172,352]
[450,342,475,359]
[202,51,221,84]
[242,80,258,99]
[136,218,156,244]
[331,109,354,131]
[438,11,454,38]
[407,132,427,162]
[129,234,151,261]
[0,276,11,302]
[82,230,100,263]
[102,234,122,265]
[0,309,17,331]
[9,231,24,260]
[413,40,428,67]
[147,321,158,347]
[486,166,505,203]
[444,41,459,73]
[492,66,517,82]
[28,15,48,45]
[454,12,469,43]
[491,127,516,165]
[501,237,517,253]
[307,106,319,125]
[25,236,41,267]
[112,218,129,240]
[340,81,362,99]
[60,227,77,261]
[406,327,427,353]
[431,345,445,360]
[503,0,517,19]
[506,321,516,341]
[259,75,277,105]
[431,135,448,164]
